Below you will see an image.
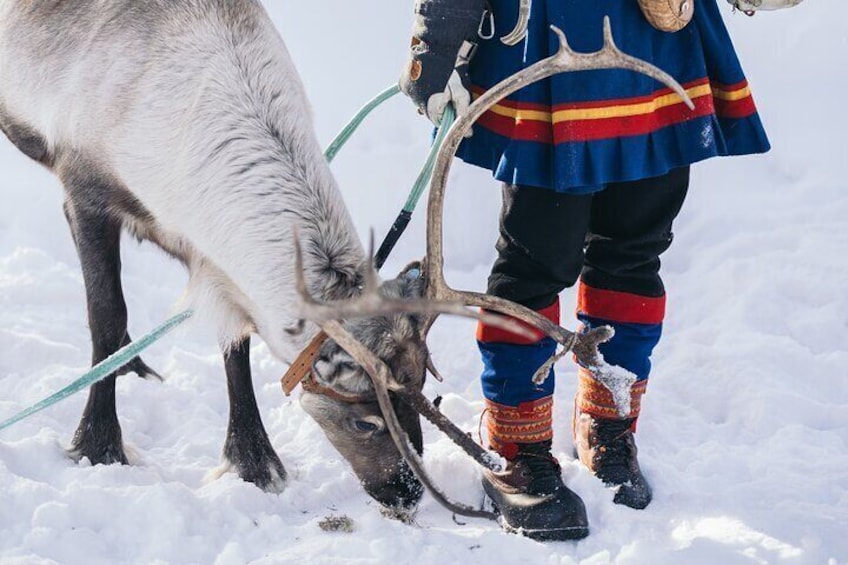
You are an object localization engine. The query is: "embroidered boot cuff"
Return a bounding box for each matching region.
[576,368,647,420]
[485,397,554,460]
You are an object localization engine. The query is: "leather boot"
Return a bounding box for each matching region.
[573,410,652,509]
[573,370,652,509]
[476,303,590,541]
[482,441,589,541]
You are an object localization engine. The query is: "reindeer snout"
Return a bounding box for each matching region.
[364,462,423,511]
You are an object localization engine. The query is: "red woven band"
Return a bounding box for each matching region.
[485,397,554,460]
[576,368,647,420]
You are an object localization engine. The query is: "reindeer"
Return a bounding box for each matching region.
[0,0,410,505]
[0,0,691,518]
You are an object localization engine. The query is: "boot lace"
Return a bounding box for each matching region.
[593,418,636,484]
[514,442,563,493]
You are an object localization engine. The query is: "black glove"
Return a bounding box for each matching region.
[399,0,485,126]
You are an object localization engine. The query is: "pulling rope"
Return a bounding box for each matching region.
[323,83,457,269]
[376,104,456,268]
[1,85,455,433]
[0,311,192,432]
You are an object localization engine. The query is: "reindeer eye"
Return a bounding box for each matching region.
[353,419,381,433]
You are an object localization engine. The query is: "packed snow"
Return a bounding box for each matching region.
[1,2,846,563]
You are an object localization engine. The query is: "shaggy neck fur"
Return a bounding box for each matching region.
[0,0,366,361]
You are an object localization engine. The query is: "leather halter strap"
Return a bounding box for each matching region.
[280,331,377,404]
[280,331,328,396]
[300,372,377,404]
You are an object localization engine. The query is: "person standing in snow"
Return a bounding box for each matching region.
[399,0,779,541]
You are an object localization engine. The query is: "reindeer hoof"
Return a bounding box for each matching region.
[68,418,129,466]
[243,457,288,494]
[214,456,288,494]
[221,433,288,493]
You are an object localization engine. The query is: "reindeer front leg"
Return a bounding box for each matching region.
[221,337,287,493]
[63,201,159,464]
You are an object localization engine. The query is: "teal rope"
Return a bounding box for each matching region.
[0,83,449,433]
[405,104,455,212]
[324,84,400,163]
[0,310,192,432]
[324,83,454,213]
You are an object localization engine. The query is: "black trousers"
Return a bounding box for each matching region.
[487,167,690,310]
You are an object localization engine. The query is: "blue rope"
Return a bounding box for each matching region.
[0,84,449,433]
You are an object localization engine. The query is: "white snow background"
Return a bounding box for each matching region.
[1,2,846,564]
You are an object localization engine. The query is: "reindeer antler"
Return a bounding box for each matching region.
[314,318,498,520]
[422,19,694,391]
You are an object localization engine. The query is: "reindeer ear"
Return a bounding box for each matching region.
[398,261,422,280]
[390,261,425,299]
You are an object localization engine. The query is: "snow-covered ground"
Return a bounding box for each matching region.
[1,1,846,563]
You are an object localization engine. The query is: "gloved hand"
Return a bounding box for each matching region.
[399,0,485,126]
[402,47,474,126]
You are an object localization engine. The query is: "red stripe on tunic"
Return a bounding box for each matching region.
[473,78,712,113]
[473,78,758,143]
[555,95,715,142]
[711,79,758,119]
[713,96,757,119]
[712,79,750,92]
[477,91,715,143]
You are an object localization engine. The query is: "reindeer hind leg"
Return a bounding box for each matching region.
[63,200,129,464]
[62,173,162,465]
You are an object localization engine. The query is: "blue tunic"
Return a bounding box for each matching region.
[457,0,771,193]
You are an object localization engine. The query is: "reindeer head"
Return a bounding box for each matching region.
[300,265,429,510]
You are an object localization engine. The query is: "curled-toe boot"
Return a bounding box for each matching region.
[482,440,589,541]
[477,301,589,539]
